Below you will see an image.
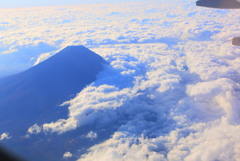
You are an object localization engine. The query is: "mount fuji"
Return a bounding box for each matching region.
[0,46,106,161]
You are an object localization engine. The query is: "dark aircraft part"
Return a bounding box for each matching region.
[196,0,240,9]
[232,37,240,46]
[196,0,240,47]
[0,146,25,161]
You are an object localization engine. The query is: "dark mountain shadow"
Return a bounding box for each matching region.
[0,46,106,137]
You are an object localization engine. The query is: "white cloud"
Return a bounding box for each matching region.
[78,132,166,161]
[34,52,53,65]
[63,152,73,159]
[167,121,240,161]
[43,84,138,134]
[86,131,98,140]
[0,133,11,141]
[43,41,240,161]
[27,124,42,134]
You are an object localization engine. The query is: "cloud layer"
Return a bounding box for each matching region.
[1,0,240,161]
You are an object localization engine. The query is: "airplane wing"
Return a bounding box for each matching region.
[196,0,240,46]
[196,0,240,9]
[0,146,25,161]
[232,37,240,45]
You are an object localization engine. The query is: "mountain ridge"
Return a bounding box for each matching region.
[0,45,106,136]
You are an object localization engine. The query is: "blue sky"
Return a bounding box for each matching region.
[0,0,148,8]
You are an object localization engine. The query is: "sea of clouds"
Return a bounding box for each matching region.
[1,0,240,160]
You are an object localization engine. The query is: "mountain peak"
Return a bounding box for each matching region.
[33,45,103,69]
[0,46,106,136]
[59,45,96,54]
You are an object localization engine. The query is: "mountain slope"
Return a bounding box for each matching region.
[0,46,106,136]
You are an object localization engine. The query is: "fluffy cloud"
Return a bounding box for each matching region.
[34,51,56,65]
[0,133,11,141]
[86,131,98,140]
[27,124,42,134]
[1,0,235,76]
[43,43,240,161]
[63,152,73,159]
[1,0,240,161]
[79,121,240,161]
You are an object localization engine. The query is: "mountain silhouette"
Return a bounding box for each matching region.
[0,46,106,136]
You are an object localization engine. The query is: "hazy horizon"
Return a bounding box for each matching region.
[0,0,154,9]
